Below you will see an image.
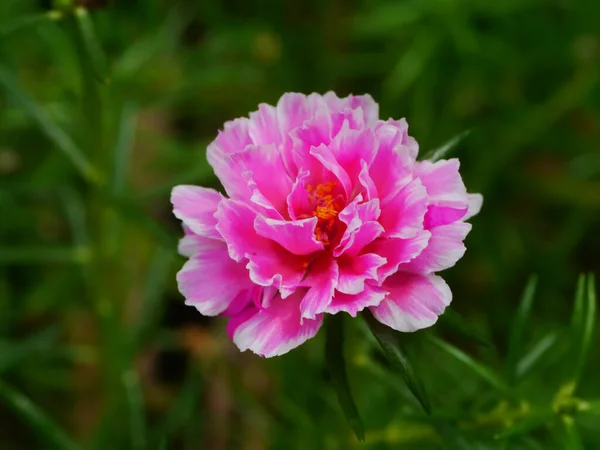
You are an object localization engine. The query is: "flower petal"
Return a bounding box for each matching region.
[463,193,483,221]
[248,104,283,146]
[366,231,431,280]
[299,256,339,320]
[401,222,472,273]
[415,159,468,209]
[379,178,428,239]
[323,92,379,125]
[171,185,224,240]
[177,237,253,316]
[370,273,451,332]
[227,290,323,357]
[326,283,387,317]
[337,253,386,295]
[254,216,323,255]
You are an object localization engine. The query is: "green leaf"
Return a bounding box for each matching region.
[0,379,79,450]
[494,409,554,439]
[571,274,596,385]
[123,369,147,450]
[0,11,63,38]
[0,328,59,374]
[364,311,431,414]
[423,130,471,162]
[0,65,101,184]
[560,415,583,450]
[112,103,137,194]
[0,246,91,265]
[438,307,493,348]
[74,7,109,84]
[516,332,559,380]
[506,275,538,385]
[428,336,508,393]
[325,314,365,442]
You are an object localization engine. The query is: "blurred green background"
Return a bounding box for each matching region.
[1,0,599,449]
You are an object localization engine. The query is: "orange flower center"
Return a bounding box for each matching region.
[308,182,343,246]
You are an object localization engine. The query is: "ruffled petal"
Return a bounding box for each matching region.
[463,193,483,221]
[337,253,386,295]
[366,231,431,280]
[401,222,472,273]
[323,92,379,126]
[177,237,253,316]
[254,215,323,255]
[171,186,224,240]
[248,104,283,146]
[227,290,323,357]
[326,283,387,317]
[370,273,451,332]
[299,256,339,320]
[379,178,428,239]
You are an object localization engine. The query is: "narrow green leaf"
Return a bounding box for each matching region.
[0,65,100,184]
[0,246,91,265]
[428,336,508,393]
[0,379,79,450]
[506,275,538,385]
[423,130,471,162]
[561,415,583,450]
[0,11,63,38]
[571,275,587,334]
[573,274,596,383]
[325,314,365,442]
[438,307,492,347]
[516,332,559,380]
[0,328,59,374]
[123,369,147,450]
[364,311,431,413]
[494,409,554,439]
[112,103,137,194]
[74,7,109,83]
[133,246,174,346]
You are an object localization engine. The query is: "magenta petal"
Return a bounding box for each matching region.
[309,144,353,198]
[248,104,283,145]
[464,193,483,221]
[370,273,451,332]
[206,118,253,199]
[415,159,468,208]
[401,222,472,273]
[337,253,386,294]
[228,290,323,357]
[423,205,468,228]
[370,124,414,205]
[171,185,224,240]
[177,237,253,316]
[323,92,379,126]
[329,125,377,183]
[379,178,428,239]
[216,199,307,292]
[254,215,323,255]
[286,169,313,220]
[230,144,293,217]
[367,231,431,280]
[326,283,387,317]
[299,256,339,320]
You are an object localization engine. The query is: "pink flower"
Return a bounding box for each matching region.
[172,92,482,357]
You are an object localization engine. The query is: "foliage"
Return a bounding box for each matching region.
[0,0,599,448]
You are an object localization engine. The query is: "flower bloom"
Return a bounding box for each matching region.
[172,92,482,357]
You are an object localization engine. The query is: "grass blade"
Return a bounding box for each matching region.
[561,415,583,450]
[573,274,596,384]
[0,65,100,184]
[0,328,59,375]
[0,246,91,265]
[0,11,63,38]
[112,103,137,194]
[0,379,79,450]
[423,130,471,162]
[438,307,492,348]
[123,369,147,450]
[74,7,109,84]
[506,275,538,385]
[364,311,431,414]
[516,332,559,380]
[325,314,365,442]
[494,409,554,439]
[428,335,508,393]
